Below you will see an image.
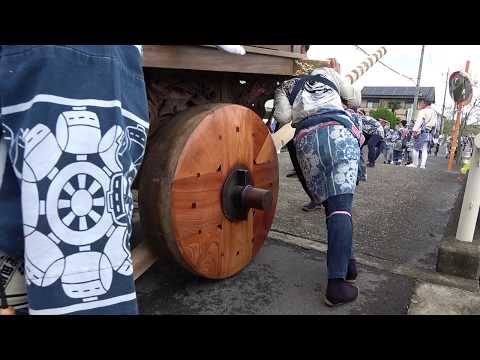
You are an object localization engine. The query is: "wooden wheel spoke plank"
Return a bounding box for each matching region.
[133,241,159,281]
[219,211,254,278]
[255,130,277,165]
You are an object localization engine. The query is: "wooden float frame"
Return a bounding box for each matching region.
[133,45,308,280]
[143,45,307,76]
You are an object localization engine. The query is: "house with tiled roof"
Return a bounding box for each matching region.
[360,86,436,121]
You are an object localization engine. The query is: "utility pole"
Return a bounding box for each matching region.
[440,68,449,135]
[411,45,426,124]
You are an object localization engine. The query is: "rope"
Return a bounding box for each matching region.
[353,45,416,84]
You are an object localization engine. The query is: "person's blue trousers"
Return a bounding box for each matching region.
[294,121,358,280]
[323,194,354,279]
[0,45,149,314]
[366,134,385,164]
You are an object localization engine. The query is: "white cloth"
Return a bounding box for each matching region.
[133,45,143,55]
[413,106,437,132]
[273,67,360,127]
[216,45,246,55]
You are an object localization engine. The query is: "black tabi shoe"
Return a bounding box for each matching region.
[324,279,359,307]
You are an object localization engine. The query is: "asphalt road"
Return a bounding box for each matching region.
[272,149,462,271]
[135,149,466,314]
[136,239,414,315]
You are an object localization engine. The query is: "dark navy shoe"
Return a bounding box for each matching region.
[302,201,323,212]
[366,162,375,167]
[324,279,359,307]
[346,259,358,283]
[286,169,298,178]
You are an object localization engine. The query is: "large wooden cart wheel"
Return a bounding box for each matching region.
[139,104,279,279]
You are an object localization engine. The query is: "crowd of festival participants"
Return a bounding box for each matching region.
[276,100,446,183]
[354,103,439,169]
[352,108,474,169]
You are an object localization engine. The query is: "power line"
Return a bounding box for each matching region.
[353,45,417,84]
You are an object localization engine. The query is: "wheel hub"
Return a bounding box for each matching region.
[221,166,273,222]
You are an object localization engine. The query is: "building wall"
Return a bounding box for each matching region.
[359,96,427,121]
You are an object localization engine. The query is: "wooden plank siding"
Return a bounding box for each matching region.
[143,45,306,76]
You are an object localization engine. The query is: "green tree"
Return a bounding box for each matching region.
[370,107,400,128]
[388,101,401,116]
[443,119,453,136]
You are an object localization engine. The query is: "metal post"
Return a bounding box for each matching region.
[411,45,425,124]
[456,111,466,168]
[440,69,449,135]
[456,133,480,242]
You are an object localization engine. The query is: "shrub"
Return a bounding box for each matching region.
[370,107,399,128]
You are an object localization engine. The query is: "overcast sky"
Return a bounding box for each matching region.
[307,45,480,116]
